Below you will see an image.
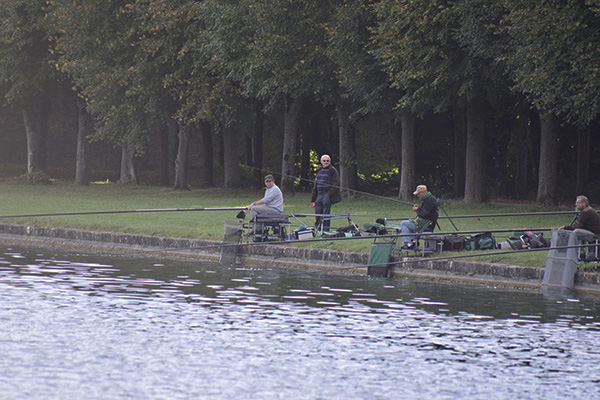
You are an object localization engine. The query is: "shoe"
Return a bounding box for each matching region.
[402,242,415,250]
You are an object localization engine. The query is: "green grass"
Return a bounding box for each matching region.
[0,180,574,268]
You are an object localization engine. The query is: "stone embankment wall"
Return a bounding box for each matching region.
[0,223,598,294]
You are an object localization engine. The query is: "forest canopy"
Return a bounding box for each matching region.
[0,0,599,204]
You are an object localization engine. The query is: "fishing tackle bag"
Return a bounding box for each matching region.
[524,231,549,248]
[465,232,496,250]
[442,235,467,251]
[506,236,525,250]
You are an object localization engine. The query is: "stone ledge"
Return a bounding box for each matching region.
[0,223,598,294]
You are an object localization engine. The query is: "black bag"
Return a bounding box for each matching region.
[524,231,548,248]
[443,235,466,251]
[467,232,496,250]
[506,236,524,250]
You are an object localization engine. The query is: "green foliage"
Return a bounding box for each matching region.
[500,0,600,127]
[0,0,58,103]
[50,0,176,152]
[372,0,510,114]
[199,0,338,110]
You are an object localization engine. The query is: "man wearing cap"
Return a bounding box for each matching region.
[400,185,439,249]
[248,175,284,226]
[311,154,341,232]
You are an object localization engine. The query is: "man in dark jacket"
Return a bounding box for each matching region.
[400,185,438,249]
[311,154,341,232]
[559,195,600,237]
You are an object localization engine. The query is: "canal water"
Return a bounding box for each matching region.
[0,245,599,400]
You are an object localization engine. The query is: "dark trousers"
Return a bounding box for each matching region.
[315,192,332,232]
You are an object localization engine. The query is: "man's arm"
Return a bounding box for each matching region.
[327,168,340,198]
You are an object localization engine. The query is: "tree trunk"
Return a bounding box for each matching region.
[21,94,48,175]
[300,123,311,190]
[223,123,242,188]
[159,124,170,187]
[464,97,487,203]
[74,97,92,185]
[252,100,264,187]
[119,142,138,185]
[337,102,358,192]
[281,94,305,193]
[576,127,590,195]
[536,111,559,205]
[199,119,214,187]
[398,110,417,200]
[173,123,191,190]
[514,113,530,199]
[452,104,466,198]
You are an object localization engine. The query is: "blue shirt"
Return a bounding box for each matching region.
[316,167,330,193]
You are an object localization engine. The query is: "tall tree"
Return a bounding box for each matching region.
[502,0,600,128]
[373,0,512,203]
[501,1,600,202]
[75,96,92,185]
[0,0,56,177]
[52,0,179,182]
[200,0,338,192]
[536,111,559,205]
[398,110,417,199]
[328,0,392,192]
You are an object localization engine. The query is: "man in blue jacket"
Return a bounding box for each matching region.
[311,154,342,232]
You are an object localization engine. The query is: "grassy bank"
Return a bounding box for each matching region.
[0,180,574,267]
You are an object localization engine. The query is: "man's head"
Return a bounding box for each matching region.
[413,185,428,199]
[575,195,589,211]
[264,174,275,188]
[320,154,331,167]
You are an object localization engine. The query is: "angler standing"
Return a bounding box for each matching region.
[311,154,341,232]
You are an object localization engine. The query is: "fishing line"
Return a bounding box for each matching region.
[160,226,556,252]
[299,242,597,273]
[240,164,577,224]
[241,164,416,206]
[0,207,247,219]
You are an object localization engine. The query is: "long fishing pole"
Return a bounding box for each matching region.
[241,164,579,221]
[315,243,595,273]
[387,210,577,221]
[241,164,416,206]
[0,206,247,219]
[162,226,556,252]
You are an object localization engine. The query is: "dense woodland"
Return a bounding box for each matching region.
[1,0,599,204]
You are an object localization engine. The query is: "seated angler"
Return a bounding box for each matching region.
[559,195,600,240]
[401,185,439,249]
[248,175,284,233]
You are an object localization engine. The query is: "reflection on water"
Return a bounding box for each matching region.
[0,245,599,400]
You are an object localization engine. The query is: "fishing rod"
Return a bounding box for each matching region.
[161,226,556,252]
[241,164,416,207]
[0,206,247,219]
[308,242,596,273]
[437,201,458,231]
[385,210,577,221]
[241,164,579,228]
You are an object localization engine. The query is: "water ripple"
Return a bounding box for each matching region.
[0,246,598,400]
